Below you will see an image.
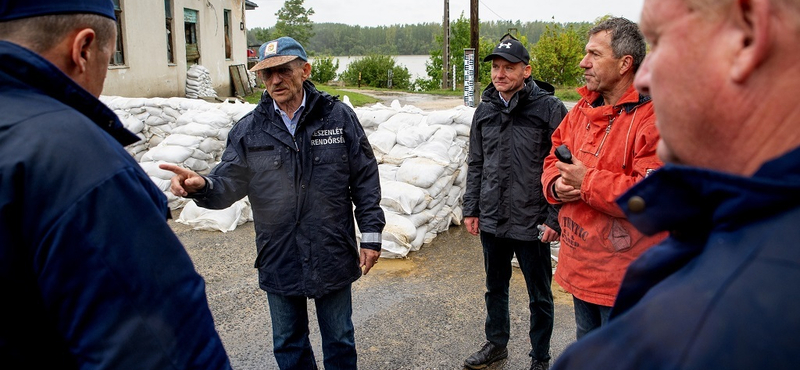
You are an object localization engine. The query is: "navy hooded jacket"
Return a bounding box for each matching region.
[0,41,230,369]
[191,81,385,298]
[552,146,800,369]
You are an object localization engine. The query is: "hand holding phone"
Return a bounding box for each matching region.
[555,144,573,164]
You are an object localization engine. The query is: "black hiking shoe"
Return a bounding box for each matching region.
[464,341,508,369]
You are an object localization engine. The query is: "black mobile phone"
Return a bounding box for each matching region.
[555,144,573,164]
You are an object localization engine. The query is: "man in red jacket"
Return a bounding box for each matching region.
[541,17,666,339]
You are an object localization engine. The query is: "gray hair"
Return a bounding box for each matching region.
[589,17,646,73]
[0,14,116,53]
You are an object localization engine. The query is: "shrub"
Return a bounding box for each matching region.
[311,56,339,84]
[340,55,411,89]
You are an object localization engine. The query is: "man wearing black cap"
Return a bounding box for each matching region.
[462,36,567,370]
[161,36,384,370]
[0,1,230,369]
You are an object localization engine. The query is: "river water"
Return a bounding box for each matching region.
[308,55,431,81]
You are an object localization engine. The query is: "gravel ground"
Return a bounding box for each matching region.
[172,214,577,370]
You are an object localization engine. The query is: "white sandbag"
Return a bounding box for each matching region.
[356,108,396,128]
[199,137,226,155]
[122,115,144,134]
[176,199,252,232]
[454,163,468,186]
[395,124,438,148]
[138,161,178,180]
[368,129,396,155]
[413,139,451,165]
[141,145,194,163]
[149,176,171,192]
[396,157,447,189]
[171,122,219,137]
[380,180,427,215]
[450,205,463,226]
[161,134,203,148]
[379,113,424,133]
[425,109,458,126]
[454,106,477,126]
[378,163,399,182]
[424,173,456,199]
[382,211,417,249]
[410,226,427,252]
[184,157,210,172]
[453,123,471,137]
[379,239,409,259]
[383,144,415,165]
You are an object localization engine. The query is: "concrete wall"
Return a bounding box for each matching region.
[104,0,250,98]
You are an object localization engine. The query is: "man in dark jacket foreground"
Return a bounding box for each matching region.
[162,36,385,370]
[0,1,231,369]
[462,36,568,370]
[552,0,800,369]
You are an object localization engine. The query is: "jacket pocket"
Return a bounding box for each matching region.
[247,152,281,172]
[606,218,633,253]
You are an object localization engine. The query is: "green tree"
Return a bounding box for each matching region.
[340,55,411,89]
[310,56,339,84]
[248,27,272,45]
[529,23,586,87]
[273,0,315,45]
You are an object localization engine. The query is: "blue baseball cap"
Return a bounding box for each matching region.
[0,0,116,22]
[249,36,308,72]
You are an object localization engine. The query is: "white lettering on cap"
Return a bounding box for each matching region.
[498,42,512,49]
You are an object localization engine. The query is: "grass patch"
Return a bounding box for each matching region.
[315,84,379,107]
[555,87,581,102]
[241,84,380,107]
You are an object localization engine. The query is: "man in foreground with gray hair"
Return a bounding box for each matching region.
[553,0,800,368]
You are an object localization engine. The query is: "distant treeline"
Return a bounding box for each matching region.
[248,19,593,56]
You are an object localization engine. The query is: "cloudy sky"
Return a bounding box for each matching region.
[246,0,646,29]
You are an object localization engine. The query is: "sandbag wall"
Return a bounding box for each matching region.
[358,101,475,258]
[101,95,476,258]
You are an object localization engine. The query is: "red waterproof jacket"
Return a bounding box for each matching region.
[542,85,667,306]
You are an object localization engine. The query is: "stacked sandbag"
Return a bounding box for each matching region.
[360,100,475,258]
[101,95,255,209]
[185,65,217,99]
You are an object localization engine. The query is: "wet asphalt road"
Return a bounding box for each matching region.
[172,215,578,370]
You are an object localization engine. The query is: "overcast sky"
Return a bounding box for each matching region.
[246,0,646,29]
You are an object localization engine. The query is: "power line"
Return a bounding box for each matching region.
[479,0,506,21]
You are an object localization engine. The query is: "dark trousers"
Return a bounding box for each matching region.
[481,232,554,362]
[572,296,612,340]
[266,285,356,370]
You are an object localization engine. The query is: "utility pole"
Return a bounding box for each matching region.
[470,0,479,86]
[442,0,450,90]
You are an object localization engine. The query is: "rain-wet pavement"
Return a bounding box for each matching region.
[173,216,578,370]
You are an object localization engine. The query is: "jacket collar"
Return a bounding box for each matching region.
[0,41,138,146]
[481,77,551,110]
[618,146,800,237]
[578,84,651,114]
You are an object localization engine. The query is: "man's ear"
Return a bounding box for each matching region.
[70,28,97,74]
[619,55,634,76]
[730,0,772,82]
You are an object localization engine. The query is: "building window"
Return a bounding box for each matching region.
[110,0,125,65]
[165,0,175,63]
[184,8,199,65]
[224,9,232,60]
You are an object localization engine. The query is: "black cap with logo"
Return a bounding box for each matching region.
[483,38,530,65]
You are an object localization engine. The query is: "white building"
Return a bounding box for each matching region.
[103,0,257,98]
